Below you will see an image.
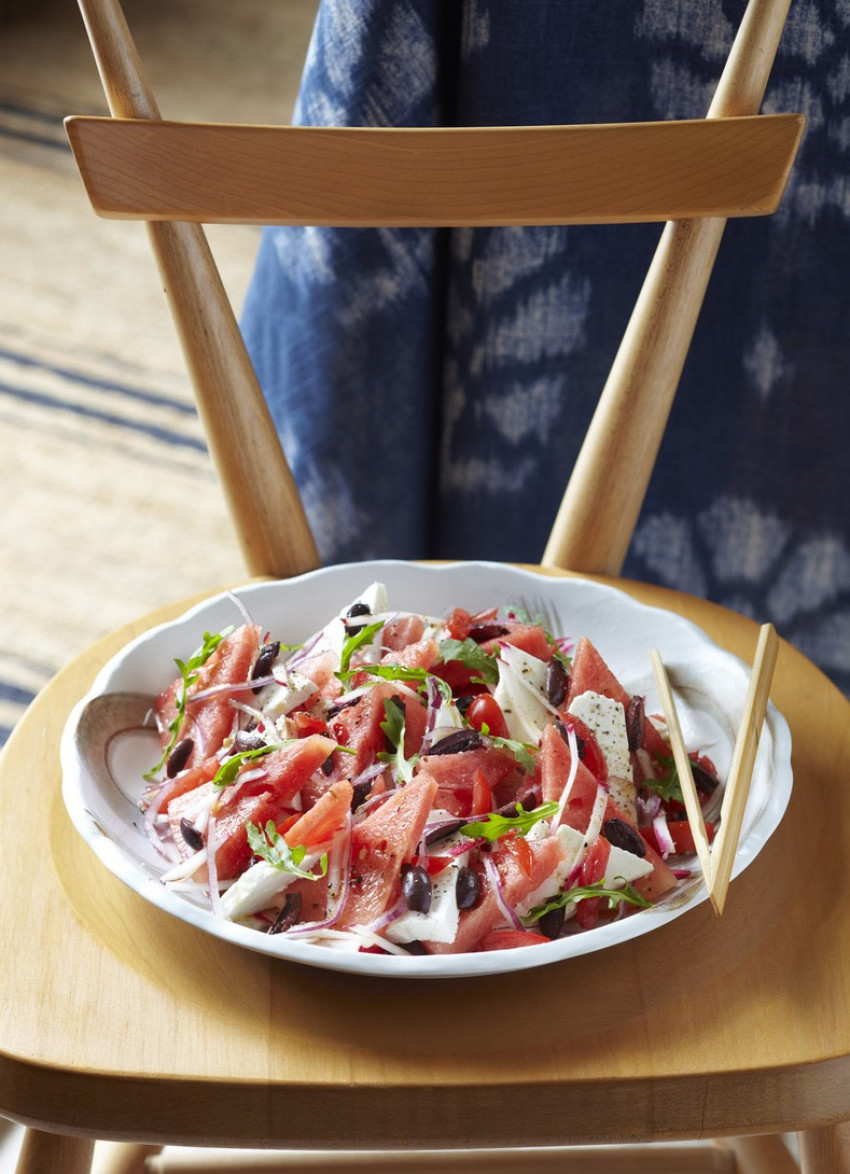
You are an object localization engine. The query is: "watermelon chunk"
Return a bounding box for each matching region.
[168,735,336,880]
[420,744,525,816]
[338,772,438,930]
[425,835,563,955]
[155,623,262,769]
[566,638,670,760]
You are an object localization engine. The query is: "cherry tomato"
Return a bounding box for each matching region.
[502,831,533,878]
[465,694,510,740]
[657,818,716,856]
[289,710,329,738]
[443,607,473,640]
[470,769,493,816]
[575,836,610,930]
[416,854,453,876]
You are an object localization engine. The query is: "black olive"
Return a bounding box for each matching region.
[401,864,432,913]
[538,904,566,940]
[625,695,645,751]
[234,729,266,753]
[401,941,428,955]
[166,737,194,777]
[602,817,647,858]
[350,779,373,810]
[426,728,483,756]
[545,657,569,708]
[691,759,719,797]
[268,891,303,935]
[455,866,482,910]
[179,817,204,852]
[251,641,280,690]
[320,751,336,777]
[425,818,466,846]
[468,622,510,642]
[345,601,372,635]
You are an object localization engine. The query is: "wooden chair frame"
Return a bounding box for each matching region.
[3,2,849,1174]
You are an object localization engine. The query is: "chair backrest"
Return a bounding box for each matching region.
[66,0,802,581]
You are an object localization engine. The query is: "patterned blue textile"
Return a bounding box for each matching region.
[240,0,850,696]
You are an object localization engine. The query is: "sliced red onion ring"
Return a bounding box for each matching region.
[483,854,525,933]
[652,810,675,858]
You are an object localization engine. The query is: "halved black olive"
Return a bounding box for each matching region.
[426,728,483,756]
[602,817,647,858]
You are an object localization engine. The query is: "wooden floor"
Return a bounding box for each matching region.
[0,1,317,1165]
[0,0,317,750]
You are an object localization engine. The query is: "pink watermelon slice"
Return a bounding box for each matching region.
[425,834,563,954]
[155,623,262,768]
[337,772,438,930]
[566,637,670,760]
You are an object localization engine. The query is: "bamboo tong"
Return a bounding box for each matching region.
[651,624,779,915]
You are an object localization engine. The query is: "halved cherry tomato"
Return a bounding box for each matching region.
[417,854,453,876]
[289,711,329,738]
[470,769,493,816]
[443,607,473,640]
[646,818,716,857]
[465,694,510,741]
[502,831,533,878]
[575,835,610,930]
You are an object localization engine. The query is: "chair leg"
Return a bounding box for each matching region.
[726,1134,800,1173]
[14,1128,95,1174]
[798,1121,850,1174]
[91,1142,165,1174]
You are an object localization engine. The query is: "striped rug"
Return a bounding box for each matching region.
[0,0,317,749]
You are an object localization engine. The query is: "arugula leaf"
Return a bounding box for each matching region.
[246,820,328,880]
[437,638,499,685]
[378,696,418,783]
[645,755,685,805]
[212,741,287,789]
[482,726,538,774]
[523,879,652,924]
[337,620,384,676]
[145,626,235,779]
[336,661,453,705]
[460,800,559,844]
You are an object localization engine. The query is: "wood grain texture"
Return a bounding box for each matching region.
[63,114,804,227]
[0,571,848,1152]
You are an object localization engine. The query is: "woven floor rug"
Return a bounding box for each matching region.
[0,0,317,751]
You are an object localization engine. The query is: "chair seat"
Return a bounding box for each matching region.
[0,570,847,1152]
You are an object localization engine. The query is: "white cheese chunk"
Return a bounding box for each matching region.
[255,667,318,723]
[385,865,461,945]
[493,644,554,744]
[567,690,636,821]
[220,851,322,922]
[517,823,653,918]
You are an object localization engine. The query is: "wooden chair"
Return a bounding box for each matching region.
[3,0,848,1172]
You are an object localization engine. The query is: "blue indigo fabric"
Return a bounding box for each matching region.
[240,0,850,696]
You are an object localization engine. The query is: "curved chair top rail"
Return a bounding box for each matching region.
[65,113,804,228]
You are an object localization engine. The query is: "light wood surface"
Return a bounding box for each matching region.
[63,114,804,227]
[1,572,849,1154]
[650,649,714,897]
[144,1142,737,1172]
[542,0,795,575]
[75,0,320,582]
[710,623,779,913]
